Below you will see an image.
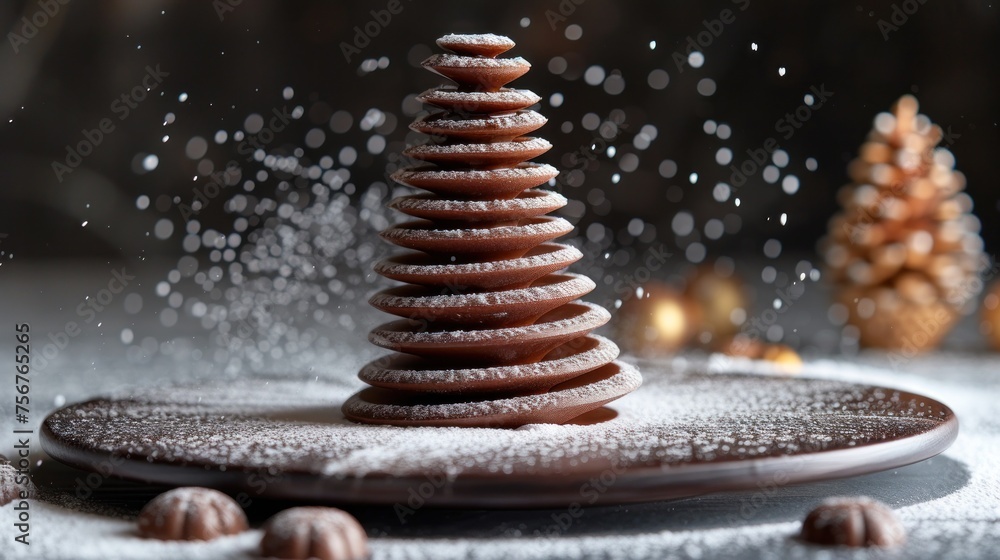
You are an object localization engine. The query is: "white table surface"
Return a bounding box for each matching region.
[1,261,998,559]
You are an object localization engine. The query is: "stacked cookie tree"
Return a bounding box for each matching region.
[822,95,985,350]
[342,34,640,428]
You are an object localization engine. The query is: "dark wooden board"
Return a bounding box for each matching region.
[40,370,957,508]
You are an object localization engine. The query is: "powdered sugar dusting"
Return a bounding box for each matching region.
[375,244,581,277]
[423,54,529,69]
[5,501,261,560]
[413,110,546,132]
[371,301,609,345]
[370,274,594,309]
[137,487,247,540]
[437,34,515,50]
[405,137,550,156]
[43,366,949,481]
[381,217,571,241]
[393,162,557,182]
[346,361,641,422]
[389,189,566,213]
[261,507,368,560]
[419,87,540,106]
[20,354,997,559]
[361,335,620,386]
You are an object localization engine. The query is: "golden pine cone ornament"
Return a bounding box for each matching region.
[821,95,985,351]
[981,280,1000,350]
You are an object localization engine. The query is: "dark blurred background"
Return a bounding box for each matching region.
[1,0,998,262]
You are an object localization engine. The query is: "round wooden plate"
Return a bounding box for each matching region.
[40,369,957,508]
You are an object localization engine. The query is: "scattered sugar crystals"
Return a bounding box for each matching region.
[115,28,841,373]
[15,26,997,558]
[122,86,406,372]
[45,368,951,480]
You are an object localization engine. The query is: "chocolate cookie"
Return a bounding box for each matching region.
[801,496,905,547]
[260,507,368,560]
[137,487,248,541]
[0,459,36,506]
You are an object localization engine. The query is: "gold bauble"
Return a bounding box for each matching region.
[761,344,803,374]
[616,282,699,355]
[718,335,802,374]
[684,266,748,343]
